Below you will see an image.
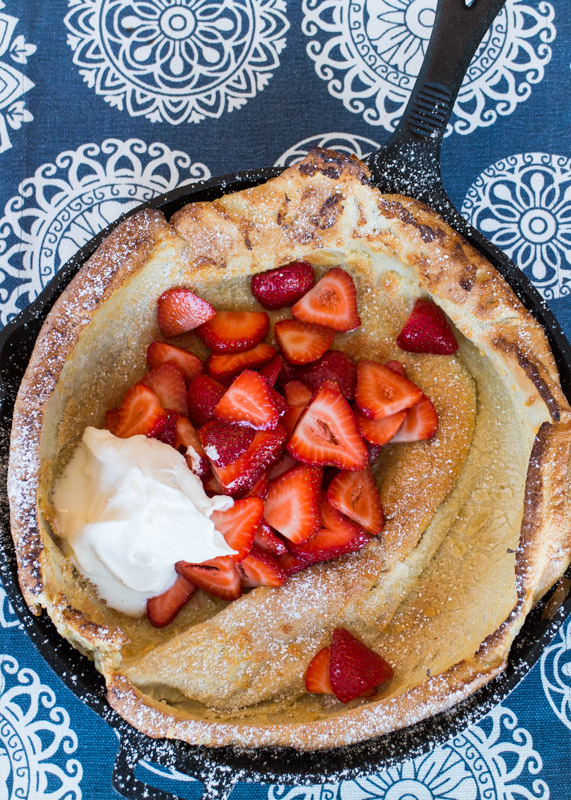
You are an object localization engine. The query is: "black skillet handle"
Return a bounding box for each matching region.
[366,0,507,196]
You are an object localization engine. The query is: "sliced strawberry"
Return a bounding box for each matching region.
[206,426,287,497]
[267,451,297,481]
[147,574,196,628]
[305,646,333,695]
[186,374,226,428]
[269,387,288,417]
[198,420,255,468]
[197,310,269,353]
[290,525,370,564]
[384,360,407,377]
[202,469,224,496]
[157,287,215,338]
[264,464,322,544]
[368,442,383,464]
[321,495,362,538]
[274,319,335,365]
[292,268,360,332]
[327,469,384,535]
[142,362,187,415]
[207,343,276,382]
[276,550,311,577]
[329,627,394,703]
[259,355,284,387]
[147,341,202,383]
[239,546,286,588]
[397,298,458,355]
[176,556,242,602]
[214,370,278,430]
[275,357,298,389]
[211,497,264,561]
[254,519,288,556]
[287,384,368,470]
[283,380,313,408]
[251,260,315,310]
[297,351,356,401]
[246,474,270,500]
[115,384,165,438]
[355,361,422,420]
[391,395,438,442]
[174,414,209,475]
[357,409,407,446]
[148,410,178,447]
[282,405,304,439]
[105,407,119,434]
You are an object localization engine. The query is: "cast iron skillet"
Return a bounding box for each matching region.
[1,0,570,797]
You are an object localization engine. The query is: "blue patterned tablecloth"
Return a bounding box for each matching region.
[0,1,570,798]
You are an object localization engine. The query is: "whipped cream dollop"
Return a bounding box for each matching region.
[53,427,235,616]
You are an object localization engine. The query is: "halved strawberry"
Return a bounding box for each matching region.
[357,409,407,446]
[148,410,178,446]
[198,420,255,468]
[391,395,438,442]
[246,474,270,500]
[157,287,215,338]
[251,260,315,310]
[115,384,165,438]
[142,362,187,415]
[205,426,287,497]
[239,546,286,588]
[207,343,276,382]
[384,360,407,376]
[254,519,288,556]
[274,319,335,365]
[327,469,384,535]
[267,451,297,481]
[214,370,278,430]
[259,355,284,387]
[211,497,264,561]
[147,574,196,628]
[264,464,322,544]
[290,525,370,564]
[105,407,119,434]
[174,414,209,476]
[283,380,313,408]
[276,550,311,577]
[329,627,394,703]
[282,405,304,439]
[186,374,226,428]
[147,341,202,383]
[355,361,423,420]
[305,646,333,695]
[287,384,368,470]
[197,310,269,353]
[176,556,242,602]
[321,495,362,538]
[297,350,356,401]
[292,268,360,332]
[397,298,458,354]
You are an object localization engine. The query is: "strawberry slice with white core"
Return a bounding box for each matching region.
[186,375,226,428]
[157,287,215,338]
[297,350,357,401]
[176,556,242,601]
[197,310,269,353]
[147,341,202,383]
[207,343,276,382]
[283,380,313,408]
[146,574,196,628]
[305,647,333,695]
[214,369,279,430]
[198,420,255,468]
[397,298,458,355]
[292,268,361,332]
[327,468,384,535]
[211,497,264,561]
[274,319,335,365]
[254,519,288,556]
[329,627,394,703]
[357,409,407,446]
[115,384,165,438]
[239,546,286,588]
[282,405,304,439]
[142,362,188,415]
[264,464,322,544]
[251,260,315,310]
[290,525,370,564]
[355,361,423,420]
[321,495,362,538]
[390,394,438,442]
[288,384,368,470]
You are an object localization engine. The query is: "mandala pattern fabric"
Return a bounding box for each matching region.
[0,1,569,798]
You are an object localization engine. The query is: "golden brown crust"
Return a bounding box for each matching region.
[8,148,571,750]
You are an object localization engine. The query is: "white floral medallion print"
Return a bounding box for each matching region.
[301,0,555,134]
[0,584,19,629]
[275,133,381,167]
[0,138,210,326]
[0,654,82,799]
[0,2,36,153]
[64,0,289,124]
[461,152,571,300]
[541,613,571,730]
[268,707,547,800]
